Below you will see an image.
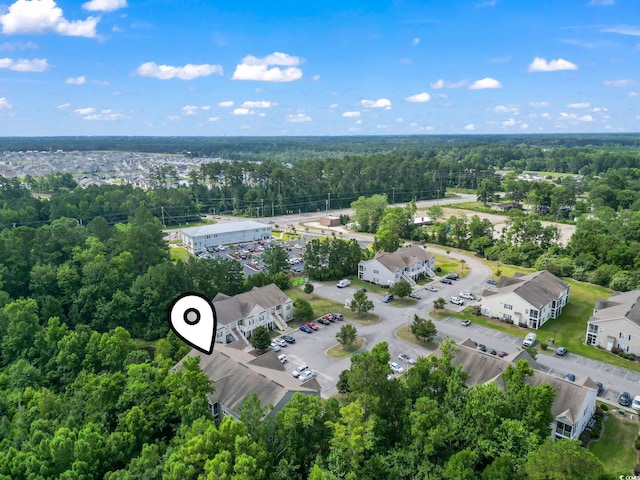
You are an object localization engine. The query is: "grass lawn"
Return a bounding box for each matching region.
[396,325,438,350]
[327,338,366,358]
[432,252,470,278]
[590,413,639,474]
[351,278,389,295]
[286,288,380,325]
[170,246,191,262]
[391,297,418,307]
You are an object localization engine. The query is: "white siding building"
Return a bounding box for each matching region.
[180,220,272,252]
[212,283,294,345]
[586,290,640,355]
[358,245,435,287]
[480,270,570,329]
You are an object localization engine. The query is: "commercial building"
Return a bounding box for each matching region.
[180,220,272,252]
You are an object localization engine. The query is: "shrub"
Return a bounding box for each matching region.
[595,406,604,417]
[635,438,640,450]
[600,403,609,412]
[634,464,640,475]
[540,342,548,351]
[579,431,591,447]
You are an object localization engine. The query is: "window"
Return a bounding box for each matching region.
[504,304,513,310]
[586,333,597,345]
[619,343,630,352]
[620,332,631,341]
[555,421,572,439]
[248,317,255,326]
[530,310,539,319]
[373,269,379,274]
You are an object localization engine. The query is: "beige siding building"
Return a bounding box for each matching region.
[480,270,570,329]
[586,290,640,355]
[357,245,435,287]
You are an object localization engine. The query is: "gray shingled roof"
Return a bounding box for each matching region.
[176,345,320,418]
[372,245,433,273]
[212,283,291,326]
[590,290,640,327]
[181,220,270,238]
[435,340,594,427]
[494,270,569,309]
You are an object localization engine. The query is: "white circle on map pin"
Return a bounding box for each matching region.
[168,293,217,355]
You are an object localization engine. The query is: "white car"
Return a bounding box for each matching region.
[409,292,421,300]
[449,296,465,306]
[278,354,288,364]
[269,342,281,352]
[459,292,475,300]
[398,353,416,365]
[292,365,309,378]
[632,395,640,411]
[425,285,438,292]
[274,338,287,347]
[389,362,405,374]
[299,370,316,382]
[523,332,537,347]
[337,279,351,288]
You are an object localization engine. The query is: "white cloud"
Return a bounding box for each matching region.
[135,62,223,80]
[232,108,253,116]
[82,0,127,12]
[589,0,614,5]
[74,107,95,115]
[0,40,37,51]
[412,37,420,46]
[567,102,591,109]
[208,117,220,122]
[502,118,517,126]
[218,100,234,107]
[65,75,86,85]
[476,0,497,6]
[540,113,552,119]
[286,113,312,123]
[494,104,520,114]
[603,79,635,87]
[342,111,361,118]
[181,105,198,116]
[241,100,276,108]
[431,78,467,89]
[0,57,48,72]
[405,92,431,103]
[200,105,210,111]
[0,0,99,38]
[361,98,392,109]
[0,97,12,110]
[354,119,362,125]
[82,109,126,121]
[469,77,502,90]
[578,115,594,122]
[629,91,640,97]
[464,123,475,131]
[528,57,578,72]
[329,103,338,109]
[601,24,640,36]
[395,118,404,123]
[312,74,320,81]
[529,101,550,107]
[56,103,70,109]
[232,52,303,82]
[92,79,109,86]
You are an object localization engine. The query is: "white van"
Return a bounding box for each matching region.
[522,332,537,347]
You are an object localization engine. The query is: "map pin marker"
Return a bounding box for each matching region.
[168,293,217,355]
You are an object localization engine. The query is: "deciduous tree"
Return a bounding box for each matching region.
[411,314,437,343]
[336,324,358,347]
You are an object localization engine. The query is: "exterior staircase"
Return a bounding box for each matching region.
[231,327,250,345]
[401,272,417,286]
[272,312,288,332]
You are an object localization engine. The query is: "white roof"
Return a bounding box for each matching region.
[181,220,271,238]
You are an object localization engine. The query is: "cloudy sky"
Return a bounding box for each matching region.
[0,0,638,136]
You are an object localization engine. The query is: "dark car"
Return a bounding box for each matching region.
[619,391,631,407]
[382,293,394,303]
[440,278,453,285]
[476,343,487,352]
[445,273,459,280]
[317,317,331,325]
[595,382,605,397]
[487,348,498,356]
[555,347,568,357]
[496,351,508,358]
[564,373,576,382]
[282,335,296,344]
[487,279,498,285]
[330,312,344,321]
[299,324,313,334]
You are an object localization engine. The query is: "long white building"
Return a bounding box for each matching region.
[180,220,272,252]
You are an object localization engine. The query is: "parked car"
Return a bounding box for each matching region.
[304,321,319,331]
[476,343,487,352]
[564,373,576,382]
[269,342,281,352]
[292,365,310,378]
[409,292,421,300]
[282,335,296,344]
[459,292,475,300]
[398,353,416,365]
[487,279,498,285]
[330,312,344,321]
[273,338,287,347]
[445,273,459,280]
[382,293,394,303]
[299,370,316,382]
[461,319,471,327]
[425,285,438,292]
[440,278,453,285]
[619,391,631,406]
[595,382,605,397]
[449,296,465,306]
[389,362,405,374]
[323,314,336,322]
[278,354,288,364]
[317,317,331,325]
[555,347,568,357]
[299,324,313,334]
[496,351,508,358]
[632,395,640,411]
[522,332,537,347]
[337,279,351,288]
[356,287,367,293]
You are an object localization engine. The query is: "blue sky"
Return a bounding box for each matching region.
[0,0,638,136]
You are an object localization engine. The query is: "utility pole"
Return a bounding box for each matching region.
[392,187,395,204]
[261,198,264,220]
[161,206,166,227]
[327,192,331,211]
[272,202,274,217]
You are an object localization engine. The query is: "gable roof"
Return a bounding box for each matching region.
[591,290,640,327]
[434,340,594,427]
[175,345,320,418]
[212,283,291,326]
[367,245,433,273]
[487,270,569,309]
